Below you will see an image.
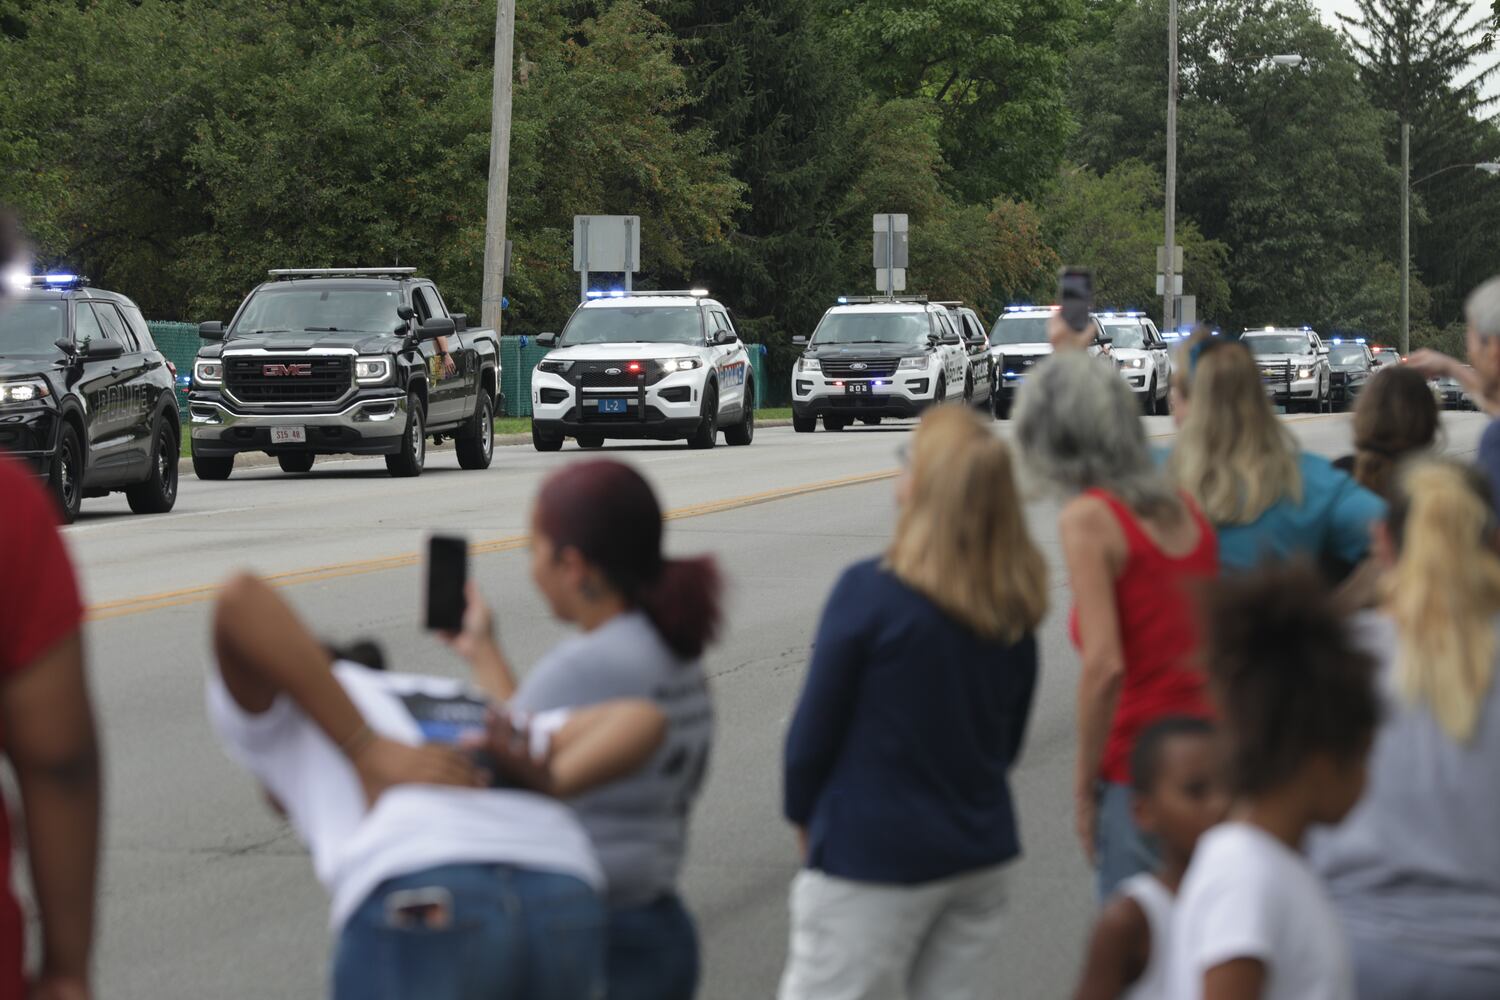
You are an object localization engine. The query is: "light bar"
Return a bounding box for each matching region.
[268,267,416,279]
[28,273,88,289]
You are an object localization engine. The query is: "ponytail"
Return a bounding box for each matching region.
[1388,461,1500,742]
[636,557,723,660]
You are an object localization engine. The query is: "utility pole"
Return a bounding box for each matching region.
[480,0,516,334]
[1163,0,1179,338]
[1400,122,1411,357]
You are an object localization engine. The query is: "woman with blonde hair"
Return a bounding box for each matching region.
[1312,460,1500,998]
[1014,350,1218,900]
[778,405,1046,1000]
[1168,331,1384,571]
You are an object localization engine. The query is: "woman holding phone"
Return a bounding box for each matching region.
[447,460,720,1000]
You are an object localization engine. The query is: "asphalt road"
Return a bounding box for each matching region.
[55,409,1491,999]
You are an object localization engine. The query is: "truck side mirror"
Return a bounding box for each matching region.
[450,312,468,332]
[792,335,808,346]
[536,332,557,348]
[199,321,224,341]
[397,305,415,322]
[418,317,456,341]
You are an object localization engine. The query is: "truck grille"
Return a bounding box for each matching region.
[225,355,352,403]
[572,361,663,388]
[820,359,899,379]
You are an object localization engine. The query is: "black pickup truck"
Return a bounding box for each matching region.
[188,268,501,479]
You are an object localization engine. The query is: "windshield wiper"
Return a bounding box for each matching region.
[302,327,347,333]
[242,328,293,335]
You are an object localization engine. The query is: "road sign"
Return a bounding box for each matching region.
[574,215,640,300]
[1177,295,1196,326]
[1156,273,1184,296]
[872,214,910,269]
[1157,245,1184,272]
[875,268,907,293]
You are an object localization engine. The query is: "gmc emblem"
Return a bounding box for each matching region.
[263,363,313,377]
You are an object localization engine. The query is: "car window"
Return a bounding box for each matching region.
[120,304,156,351]
[1101,321,1147,349]
[1244,335,1313,355]
[1328,344,1369,366]
[0,300,67,355]
[74,301,106,346]
[811,311,931,346]
[91,302,138,351]
[937,312,960,341]
[234,285,404,336]
[418,285,448,320]
[560,305,706,347]
[989,315,1049,345]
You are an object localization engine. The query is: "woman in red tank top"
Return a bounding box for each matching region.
[1014,350,1219,900]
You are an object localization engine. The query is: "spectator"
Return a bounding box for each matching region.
[1014,351,1217,899]
[1409,275,1500,511]
[208,573,668,1000]
[1072,717,1227,1000]
[1169,332,1385,574]
[777,406,1045,1000]
[1332,365,1439,501]
[1168,563,1379,1000]
[1311,460,1500,998]
[449,460,719,1000]
[0,457,100,1000]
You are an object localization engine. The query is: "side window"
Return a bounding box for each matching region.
[939,313,960,342]
[121,304,156,351]
[74,302,105,346]
[93,303,138,351]
[411,288,434,325]
[714,311,736,340]
[419,285,448,319]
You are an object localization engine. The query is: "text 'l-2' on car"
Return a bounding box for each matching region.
[790,296,970,432]
[190,268,501,480]
[0,274,179,523]
[529,289,755,451]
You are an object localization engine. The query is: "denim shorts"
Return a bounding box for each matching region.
[1094,780,1159,901]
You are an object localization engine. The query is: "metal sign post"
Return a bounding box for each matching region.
[574,215,641,302]
[872,214,909,294]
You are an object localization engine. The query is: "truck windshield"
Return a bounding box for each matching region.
[812,312,930,346]
[0,300,66,355]
[989,316,1050,345]
[560,306,703,346]
[231,286,405,336]
[1244,335,1312,355]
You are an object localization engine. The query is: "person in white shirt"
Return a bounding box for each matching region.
[206,573,667,1000]
[1072,717,1227,1000]
[1166,564,1379,1000]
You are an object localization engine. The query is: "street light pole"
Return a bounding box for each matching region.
[1401,122,1410,358]
[1163,0,1178,337]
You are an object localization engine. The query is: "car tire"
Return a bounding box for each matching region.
[1141,377,1157,415]
[385,393,426,478]
[532,424,564,452]
[456,393,495,470]
[192,451,234,481]
[688,384,719,450]
[49,422,84,524]
[861,417,882,426]
[822,415,848,432]
[792,414,817,434]
[126,419,180,515]
[277,453,315,474]
[725,384,755,446]
[577,435,604,449]
[994,393,1010,420]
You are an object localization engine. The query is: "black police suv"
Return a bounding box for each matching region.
[189,268,501,479]
[0,275,180,523]
[1327,339,1375,411]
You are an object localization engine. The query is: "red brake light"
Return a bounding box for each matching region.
[166,360,178,377]
[627,361,642,373]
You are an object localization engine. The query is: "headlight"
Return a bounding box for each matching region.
[355,357,391,383]
[662,357,703,373]
[537,359,573,375]
[0,379,49,404]
[898,356,928,370]
[1126,357,1146,369]
[799,357,821,372]
[194,359,223,385]
[1297,367,1313,379]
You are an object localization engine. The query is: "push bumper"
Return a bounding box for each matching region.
[1262,376,1319,402]
[0,406,59,476]
[792,371,938,420]
[188,393,408,456]
[530,370,708,441]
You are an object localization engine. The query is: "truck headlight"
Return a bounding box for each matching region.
[799,357,821,372]
[1297,367,1313,379]
[537,359,573,375]
[898,356,928,370]
[355,357,392,383]
[0,379,49,404]
[663,357,703,373]
[194,359,223,385]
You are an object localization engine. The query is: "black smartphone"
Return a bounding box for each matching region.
[1058,266,1094,333]
[424,535,468,632]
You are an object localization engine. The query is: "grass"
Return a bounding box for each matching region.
[179,405,796,456]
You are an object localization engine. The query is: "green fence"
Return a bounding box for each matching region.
[499,336,770,417]
[148,321,200,414]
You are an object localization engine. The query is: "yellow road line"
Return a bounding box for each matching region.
[86,468,899,623]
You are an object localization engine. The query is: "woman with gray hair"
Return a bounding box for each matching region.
[1014,352,1219,900]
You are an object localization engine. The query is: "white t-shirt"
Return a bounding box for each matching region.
[1120,873,1173,1000]
[1167,822,1352,1000]
[205,662,603,929]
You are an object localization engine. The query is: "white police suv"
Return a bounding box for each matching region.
[1096,311,1173,414]
[989,306,1111,418]
[530,290,754,451]
[789,297,969,432]
[1241,326,1331,413]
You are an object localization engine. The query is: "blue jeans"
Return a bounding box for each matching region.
[606,895,699,1000]
[1094,781,1158,901]
[332,863,605,1000]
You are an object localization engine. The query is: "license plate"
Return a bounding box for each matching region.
[271,426,306,444]
[845,382,872,395]
[598,398,630,414]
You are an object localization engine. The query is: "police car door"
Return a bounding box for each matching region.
[708,310,745,412]
[935,311,965,391]
[75,301,142,481]
[1143,319,1170,385]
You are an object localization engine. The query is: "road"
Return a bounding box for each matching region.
[58,410,1490,999]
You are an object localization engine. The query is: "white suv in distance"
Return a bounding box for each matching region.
[790,297,969,432]
[1096,311,1173,415]
[530,290,754,450]
[1241,326,1330,413]
[989,306,1111,418]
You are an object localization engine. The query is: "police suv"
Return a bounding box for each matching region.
[0,274,179,522]
[790,297,969,432]
[1096,311,1173,415]
[530,290,754,450]
[989,306,1111,418]
[1241,326,1331,413]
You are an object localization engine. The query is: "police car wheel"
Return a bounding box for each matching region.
[688,385,719,450]
[1141,377,1157,415]
[50,423,84,524]
[861,417,882,426]
[725,383,754,446]
[532,424,564,452]
[577,435,604,449]
[822,415,848,432]
[278,453,315,474]
[126,419,180,514]
[792,414,817,433]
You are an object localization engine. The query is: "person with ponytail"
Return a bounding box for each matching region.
[778,406,1046,1000]
[444,460,717,1000]
[1311,460,1500,998]
[1332,365,1439,501]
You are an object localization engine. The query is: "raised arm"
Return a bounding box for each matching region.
[442,581,519,702]
[213,573,482,802]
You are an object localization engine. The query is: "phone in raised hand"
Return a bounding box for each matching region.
[424,535,468,633]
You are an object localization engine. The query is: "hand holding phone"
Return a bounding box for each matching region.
[425,535,468,633]
[1058,266,1094,333]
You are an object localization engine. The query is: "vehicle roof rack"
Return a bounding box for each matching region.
[835,295,929,305]
[268,267,418,281]
[29,273,90,290]
[584,288,710,299]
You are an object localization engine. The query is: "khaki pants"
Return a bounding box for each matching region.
[776,865,1010,1000]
